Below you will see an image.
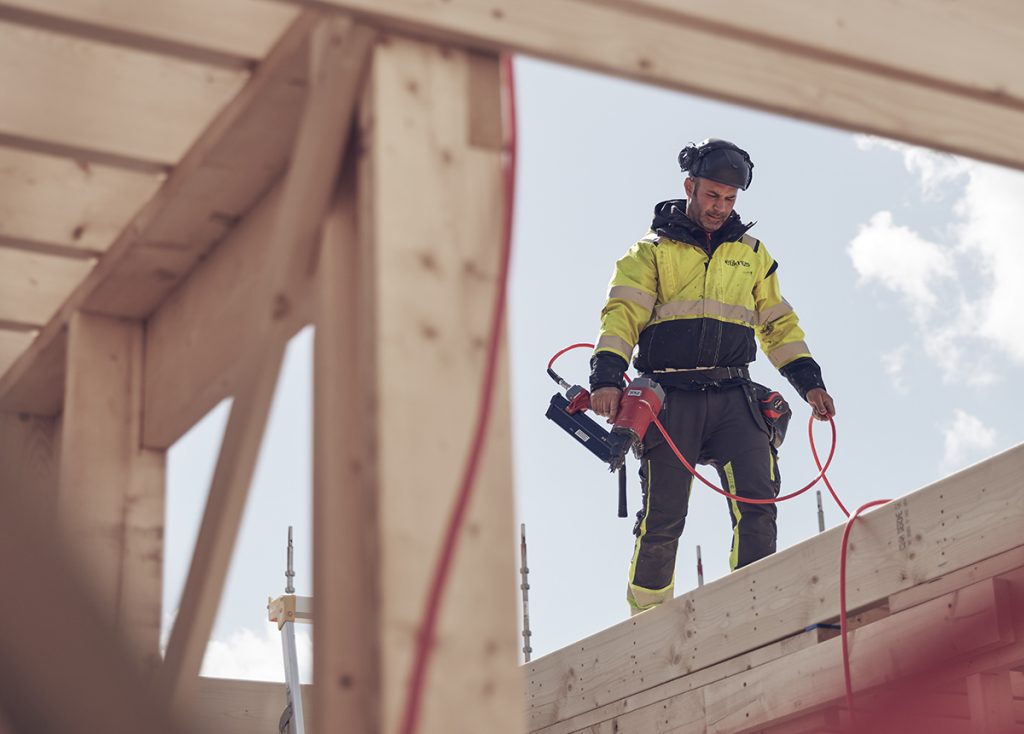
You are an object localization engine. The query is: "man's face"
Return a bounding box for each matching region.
[684,177,738,233]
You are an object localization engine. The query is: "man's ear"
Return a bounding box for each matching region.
[684,176,695,198]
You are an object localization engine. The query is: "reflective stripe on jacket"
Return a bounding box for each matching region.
[595,230,812,380]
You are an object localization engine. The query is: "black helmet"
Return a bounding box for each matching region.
[678,138,754,190]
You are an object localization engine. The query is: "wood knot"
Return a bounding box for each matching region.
[273,294,291,320]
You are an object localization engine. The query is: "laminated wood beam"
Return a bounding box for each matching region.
[0,21,246,166]
[349,36,521,734]
[284,0,1024,170]
[0,0,298,68]
[703,577,1016,732]
[313,143,380,731]
[608,0,1024,107]
[142,184,313,449]
[156,16,374,712]
[0,331,35,378]
[193,677,312,734]
[0,12,318,413]
[0,411,57,524]
[0,146,163,255]
[526,444,1024,730]
[0,249,93,328]
[529,628,830,734]
[967,672,1016,734]
[59,312,165,668]
[888,545,1024,613]
[0,482,186,734]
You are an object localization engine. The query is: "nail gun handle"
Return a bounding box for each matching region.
[617,465,627,518]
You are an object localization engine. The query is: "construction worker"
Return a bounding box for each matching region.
[590,138,835,614]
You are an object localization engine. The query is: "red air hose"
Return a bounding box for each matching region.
[839,499,891,726]
[550,342,838,505]
[397,54,518,734]
[548,341,895,723]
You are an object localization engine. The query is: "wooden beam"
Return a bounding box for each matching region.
[0,249,93,327]
[1,19,242,162]
[356,36,521,734]
[285,0,1024,170]
[0,0,298,68]
[0,485,187,734]
[194,677,312,734]
[313,141,379,732]
[0,21,247,166]
[703,578,1015,732]
[142,184,313,449]
[0,410,57,524]
[157,343,287,709]
[0,330,35,378]
[526,444,1024,730]
[0,145,164,255]
[0,12,318,414]
[610,0,1024,106]
[888,545,1024,613]
[530,628,829,734]
[967,672,1016,734]
[157,16,374,711]
[59,312,165,668]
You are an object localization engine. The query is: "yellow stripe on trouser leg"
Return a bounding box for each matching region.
[724,462,742,572]
[627,460,674,614]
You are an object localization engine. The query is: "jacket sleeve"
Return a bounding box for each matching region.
[753,247,826,399]
[589,238,658,391]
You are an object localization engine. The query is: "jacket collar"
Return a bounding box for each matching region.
[651,199,754,250]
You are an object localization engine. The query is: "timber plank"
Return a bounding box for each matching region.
[193,678,312,734]
[362,35,522,734]
[0,330,34,378]
[610,0,1024,105]
[0,12,317,415]
[292,0,1024,170]
[0,410,56,523]
[967,672,1016,733]
[157,16,373,711]
[889,545,1024,613]
[142,185,312,449]
[0,146,163,253]
[0,249,93,327]
[314,145,380,734]
[529,629,828,734]
[0,0,297,65]
[0,21,246,165]
[703,578,1016,733]
[59,312,165,668]
[526,443,1024,730]
[0,481,185,734]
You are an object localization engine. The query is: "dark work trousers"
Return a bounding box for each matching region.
[627,384,781,612]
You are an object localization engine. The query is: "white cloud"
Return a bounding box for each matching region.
[848,211,953,316]
[850,137,1024,385]
[855,135,968,198]
[942,409,997,471]
[881,346,908,393]
[953,163,1024,363]
[200,625,312,683]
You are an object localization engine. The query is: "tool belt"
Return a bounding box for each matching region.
[650,366,791,448]
[650,365,750,387]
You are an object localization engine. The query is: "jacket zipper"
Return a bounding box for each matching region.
[695,232,712,367]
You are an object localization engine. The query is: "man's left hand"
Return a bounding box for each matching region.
[806,388,835,421]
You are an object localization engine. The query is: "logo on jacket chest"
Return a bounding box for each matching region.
[723,258,751,268]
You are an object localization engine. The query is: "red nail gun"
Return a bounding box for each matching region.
[545,368,666,516]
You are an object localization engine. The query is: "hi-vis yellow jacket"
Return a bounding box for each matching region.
[591,200,824,398]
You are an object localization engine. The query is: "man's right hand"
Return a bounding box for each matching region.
[591,387,622,423]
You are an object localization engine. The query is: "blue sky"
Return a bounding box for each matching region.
[162,56,1024,678]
